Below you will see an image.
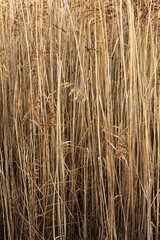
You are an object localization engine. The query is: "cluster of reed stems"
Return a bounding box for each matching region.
[0,0,160,239]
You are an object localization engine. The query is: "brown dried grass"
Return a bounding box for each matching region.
[0,0,160,239]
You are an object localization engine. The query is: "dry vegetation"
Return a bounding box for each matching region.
[0,0,160,239]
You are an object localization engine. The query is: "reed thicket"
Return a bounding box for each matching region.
[0,0,160,239]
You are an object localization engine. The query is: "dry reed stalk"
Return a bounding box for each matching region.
[0,0,160,239]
